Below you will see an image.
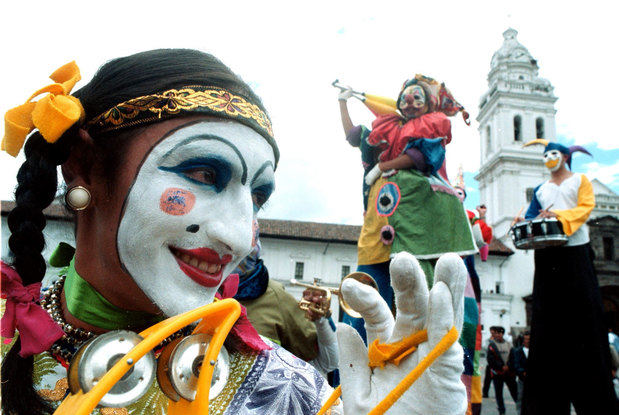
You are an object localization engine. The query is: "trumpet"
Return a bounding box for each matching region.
[290,272,378,319]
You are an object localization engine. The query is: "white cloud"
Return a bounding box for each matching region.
[582,162,619,188]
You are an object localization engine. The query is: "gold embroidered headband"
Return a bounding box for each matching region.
[85,86,279,164]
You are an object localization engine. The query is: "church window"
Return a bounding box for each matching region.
[341,265,350,277]
[536,117,545,138]
[526,187,535,202]
[486,125,492,154]
[294,261,305,279]
[513,115,522,141]
[603,237,614,261]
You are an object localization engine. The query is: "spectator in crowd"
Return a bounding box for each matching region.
[487,326,518,415]
[509,330,530,413]
[482,327,498,398]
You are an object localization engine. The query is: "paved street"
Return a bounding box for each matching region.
[481,393,518,415]
[479,363,578,415]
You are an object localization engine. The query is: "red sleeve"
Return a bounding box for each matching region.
[478,220,493,244]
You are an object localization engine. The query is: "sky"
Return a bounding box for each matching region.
[1,0,617,226]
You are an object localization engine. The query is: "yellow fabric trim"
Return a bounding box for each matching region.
[357,177,391,265]
[315,327,459,415]
[368,329,428,368]
[368,326,459,415]
[316,385,342,415]
[552,174,595,236]
[470,375,482,404]
[2,62,84,157]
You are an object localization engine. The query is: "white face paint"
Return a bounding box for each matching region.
[399,84,427,119]
[117,121,275,316]
[543,149,563,172]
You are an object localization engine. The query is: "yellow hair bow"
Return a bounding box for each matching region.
[1,62,84,157]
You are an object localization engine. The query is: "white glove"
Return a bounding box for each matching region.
[338,86,354,101]
[337,252,468,415]
[309,317,339,376]
[365,164,382,186]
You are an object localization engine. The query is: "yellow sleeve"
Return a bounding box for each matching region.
[552,175,595,236]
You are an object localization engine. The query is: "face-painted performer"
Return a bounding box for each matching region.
[231,234,338,377]
[1,51,469,415]
[514,139,618,414]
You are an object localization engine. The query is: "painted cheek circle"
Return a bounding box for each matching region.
[160,188,196,216]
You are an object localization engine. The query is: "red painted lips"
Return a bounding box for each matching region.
[170,247,233,287]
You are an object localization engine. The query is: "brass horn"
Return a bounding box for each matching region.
[289,272,378,319]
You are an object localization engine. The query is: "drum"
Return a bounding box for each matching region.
[509,218,568,250]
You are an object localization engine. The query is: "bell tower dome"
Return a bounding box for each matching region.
[475,28,558,237]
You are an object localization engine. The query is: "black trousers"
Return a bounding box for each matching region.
[482,364,493,396]
[493,374,518,414]
[522,244,618,415]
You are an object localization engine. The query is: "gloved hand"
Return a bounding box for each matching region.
[365,164,382,186]
[337,252,468,415]
[338,86,354,101]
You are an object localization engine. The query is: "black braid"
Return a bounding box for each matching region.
[1,339,52,415]
[2,130,74,415]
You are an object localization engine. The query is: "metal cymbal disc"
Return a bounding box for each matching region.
[68,337,97,395]
[156,337,183,402]
[77,330,156,407]
[168,333,230,401]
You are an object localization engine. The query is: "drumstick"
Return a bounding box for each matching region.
[510,206,525,228]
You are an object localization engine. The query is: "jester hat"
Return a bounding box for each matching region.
[523,139,592,169]
[396,74,470,125]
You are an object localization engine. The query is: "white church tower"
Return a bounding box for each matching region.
[475,28,558,336]
[476,28,558,238]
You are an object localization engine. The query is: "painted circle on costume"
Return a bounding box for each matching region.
[375,182,400,217]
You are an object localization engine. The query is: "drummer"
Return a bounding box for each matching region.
[514,140,617,414]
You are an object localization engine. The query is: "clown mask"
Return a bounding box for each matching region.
[399,84,428,119]
[117,120,275,317]
[543,149,564,172]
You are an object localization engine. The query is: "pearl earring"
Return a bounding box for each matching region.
[65,186,91,211]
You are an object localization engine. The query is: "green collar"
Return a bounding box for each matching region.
[63,257,163,330]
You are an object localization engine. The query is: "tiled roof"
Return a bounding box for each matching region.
[1,200,513,255]
[488,237,514,256]
[259,219,361,244]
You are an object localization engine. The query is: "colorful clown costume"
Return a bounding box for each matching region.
[341,122,476,344]
[519,140,618,414]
